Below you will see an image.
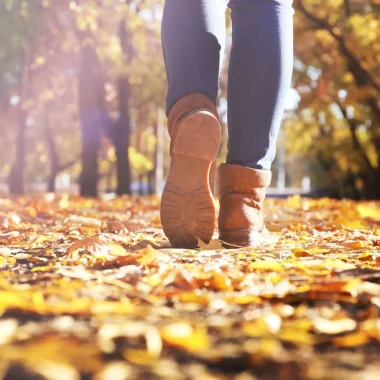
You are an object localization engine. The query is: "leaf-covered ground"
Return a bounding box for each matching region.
[0,195,380,380]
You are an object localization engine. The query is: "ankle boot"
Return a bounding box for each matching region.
[160,93,221,248]
[218,163,272,247]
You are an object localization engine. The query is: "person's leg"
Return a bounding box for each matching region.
[219,0,294,246]
[226,0,294,170]
[160,0,226,248]
[162,0,226,114]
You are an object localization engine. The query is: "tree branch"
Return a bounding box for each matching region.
[343,0,351,17]
[296,0,380,94]
[336,99,375,176]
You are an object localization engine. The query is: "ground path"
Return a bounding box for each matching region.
[0,195,379,380]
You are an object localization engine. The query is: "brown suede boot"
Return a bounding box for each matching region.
[160,94,221,248]
[218,163,272,247]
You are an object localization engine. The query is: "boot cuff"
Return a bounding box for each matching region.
[218,163,272,199]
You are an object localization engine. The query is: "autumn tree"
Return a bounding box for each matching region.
[0,0,169,196]
[1,1,43,194]
[287,0,380,199]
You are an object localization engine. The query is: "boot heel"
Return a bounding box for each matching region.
[172,111,221,162]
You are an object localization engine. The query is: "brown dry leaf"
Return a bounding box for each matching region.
[341,241,366,249]
[66,235,128,259]
[0,230,20,244]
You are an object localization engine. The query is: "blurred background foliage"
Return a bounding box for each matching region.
[0,0,379,199]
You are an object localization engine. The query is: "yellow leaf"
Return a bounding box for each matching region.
[108,242,128,257]
[224,294,262,305]
[138,245,157,266]
[0,256,8,267]
[324,259,356,270]
[279,328,315,345]
[197,238,223,250]
[31,266,53,272]
[357,204,380,219]
[180,292,210,305]
[91,301,133,315]
[249,261,283,272]
[332,331,369,347]
[145,274,162,288]
[308,247,330,254]
[209,271,233,291]
[124,349,157,365]
[161,322,209,352]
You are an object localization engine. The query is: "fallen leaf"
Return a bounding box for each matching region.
[66,235,128,259]
[161,322,210,352]
[197,238,223,250]
[249,261,283,272]
[332,331,369,347]
[137,245,158,265]
[313,317,357,335]
[65,215,102,228]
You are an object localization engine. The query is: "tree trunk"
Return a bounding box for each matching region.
[112,18,132,195]
[8,109,27,195]
[362,168,380,200]
[9,45,31,195]
[79,142,99,197]
[154,109,165,195]
[115,140,131,195]
[147,169,155,195]
[78,36,107,197]
[43,109,58,192]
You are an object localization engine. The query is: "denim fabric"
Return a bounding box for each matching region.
[162,0,293,170]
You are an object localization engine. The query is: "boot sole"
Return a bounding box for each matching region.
[161,111,221,248]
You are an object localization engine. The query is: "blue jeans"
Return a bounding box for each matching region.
[162,0,294,170]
